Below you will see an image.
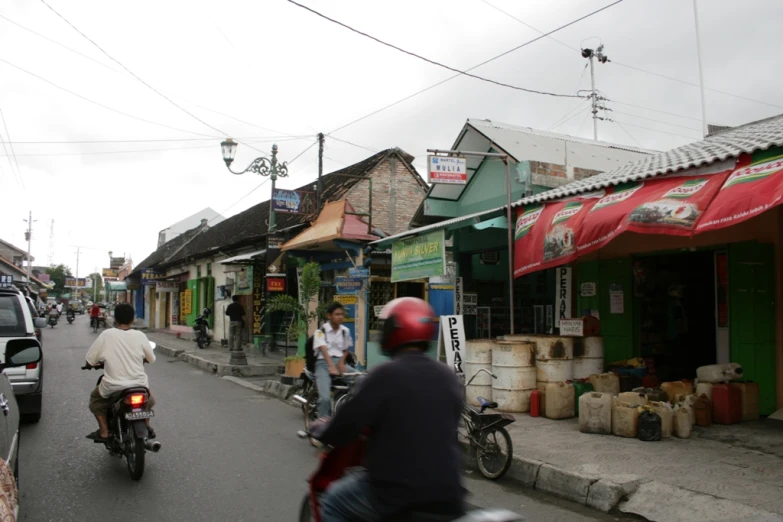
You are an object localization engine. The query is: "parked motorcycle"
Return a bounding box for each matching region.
[81,341,161,481]
[193,308,212,349]
[47,313,58,328]
[295,425,524,522]
[460,369,515,480]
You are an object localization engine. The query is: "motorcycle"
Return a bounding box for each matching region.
[66,310,75,324]
[81,341,161,481]
[47,313,58,328]
[294,424,524,522]
[193,308,212,349]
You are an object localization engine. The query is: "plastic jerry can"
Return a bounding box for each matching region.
[712,384,742,425]
[617,392,648,407]
[694,394,712,427]
[612,400,639,438]
[530,389,541,418]
[696,382,713,401]
[638,410,662,442]
[661,381,693,403]
[579,392,612,434]
[730,382,760,422]
[673,406,692,438]
[696,363,743,383]
[573,381,594,416]
[589,373,620,396]
[545,382,575,420]
[650,401,673,438]
[679,394,697,425]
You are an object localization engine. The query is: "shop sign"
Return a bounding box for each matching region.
[609,284,624,314]
[65,277,88,287]
[253,265,264,336]
[110,257,125,269]
[272,189,315,214]
[559,318,583,337]
[37,273,50,282]
[580,282,596,297]
[391,230,446,283]
[141,269,165,284]
[334,295,358,306]
[235,267,253,295]
[555,267,572,327]
[266,277,286,292]
[439,315,466,382]
[0,275,13,288]
[171,291,180,325]
[335,277,363,294]
[103,268,118,278]
[428,156,467,185]
[373,305,385,316]
[463,293,477,315]
[180,290,192,316]
[156,281,178,292]
[453,277,463,315]
[349,267,369,277]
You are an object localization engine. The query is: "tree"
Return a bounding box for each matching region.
[266,262,328,342]
[87,272,104,300]
[46,264,72,295]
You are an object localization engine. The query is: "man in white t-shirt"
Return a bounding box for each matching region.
[313,302,354,418]
[85,303,157,441]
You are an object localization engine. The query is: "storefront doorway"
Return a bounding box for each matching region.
[635,251,716,381]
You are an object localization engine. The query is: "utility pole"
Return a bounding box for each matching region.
[23,211,35,281]
[317,132,324,213]
[692,0,709,138]
[74,247,80,279]
[47,219,55,267]
[93,267,98,303]
[581,44,610,140]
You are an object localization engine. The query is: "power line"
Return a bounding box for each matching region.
[477,0,783,111]
[0,116,22,188]
[609,99,703,122]
[1,144,217,157]
[611,110,702,132]
[7,135,312,145]
[614,120,645,149]
[328,0,624,135]
[327,136,379,153]
[0,58,219,138]
[612,119,700,140]
[0,110,24,189]
[287,0,583,99]
[552,102,592,132]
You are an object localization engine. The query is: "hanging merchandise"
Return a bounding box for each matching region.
[638,409,662,442]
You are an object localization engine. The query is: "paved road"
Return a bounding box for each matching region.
[19,316,632,521]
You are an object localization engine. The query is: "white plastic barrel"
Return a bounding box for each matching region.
[491,341,536,413]
[573,337,604,379]
[464,340,494,407]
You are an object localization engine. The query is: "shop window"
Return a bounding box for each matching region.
[207,263,212,276]
[369,281,393,330]
[196,265,201,278]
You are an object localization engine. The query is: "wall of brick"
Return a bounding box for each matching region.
[573,166,603,180]
[529,160,567,179]
[346,153,428,235]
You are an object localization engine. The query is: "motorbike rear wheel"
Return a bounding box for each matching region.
[475,426,512,480]
[298,493,313,522]
[126,425,146,481]
[302,387,320,447]
[196,336,207,349]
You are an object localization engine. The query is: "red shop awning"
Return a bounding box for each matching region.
[513,159,735,278]
[696,148,783,233]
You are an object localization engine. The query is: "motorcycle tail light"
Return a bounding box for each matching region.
[126,394,146,406]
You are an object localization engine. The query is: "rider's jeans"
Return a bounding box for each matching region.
[315,356,356,418]
[321,470,386,522]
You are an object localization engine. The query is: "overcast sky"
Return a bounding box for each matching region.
[1,0,781,278]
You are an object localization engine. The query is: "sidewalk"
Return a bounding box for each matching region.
[495,414,783,521]
[146,330,284,378]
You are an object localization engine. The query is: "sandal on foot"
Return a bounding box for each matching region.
[86,430,109,441]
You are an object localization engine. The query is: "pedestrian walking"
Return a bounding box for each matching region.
[225,296,245,352]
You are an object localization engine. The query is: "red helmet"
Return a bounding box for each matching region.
[379,297,437,355]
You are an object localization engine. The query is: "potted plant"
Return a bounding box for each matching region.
[267,261,328,349]
[284,354,306,377]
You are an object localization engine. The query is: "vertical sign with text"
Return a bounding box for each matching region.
[439,315,466,383]
[252,264,264,336]
[454,277,463,315]
[555,266,572,328]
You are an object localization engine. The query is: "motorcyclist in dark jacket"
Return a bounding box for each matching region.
[315,297,465,522]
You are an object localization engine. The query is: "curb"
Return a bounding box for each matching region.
[155,342,278,377]
[221,376,300,408]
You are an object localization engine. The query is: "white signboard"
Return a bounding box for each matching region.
[454,276,463,315]
[440,315,466,381]
[463,293,477,315]
[559,318,584,337]
[610,284,624,314]
[428,156,467,185]
[580,282,596,297]
[373,305,385,316]
[555,266,572,327]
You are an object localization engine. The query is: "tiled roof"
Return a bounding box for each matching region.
[155,148,423,268]
[511,112,783,207]
[131,225,207,275]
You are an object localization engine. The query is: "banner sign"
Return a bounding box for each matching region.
[697,148,783,233]
[335,276,363,294]
[180,290,192,316]
[103,268,118,278]
[110,257,125,269]
[141,269,165,284]
[266,277,286,292]
[65,277,88,288]
[272,189,315,214]
[428,156,467,185]
[391,229,446,283]
[253,264,264,336]
[439,315,466,382]
[171,291,180,325]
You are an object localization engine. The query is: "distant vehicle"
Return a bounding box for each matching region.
[0,287,46,423]
[70,302,85,315]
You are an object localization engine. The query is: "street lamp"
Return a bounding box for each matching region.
[220,139,289,233]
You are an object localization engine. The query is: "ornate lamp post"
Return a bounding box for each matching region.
[220,139,289,232]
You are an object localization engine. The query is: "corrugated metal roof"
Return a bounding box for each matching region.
[508,112,783,208]
[370,205,505,246]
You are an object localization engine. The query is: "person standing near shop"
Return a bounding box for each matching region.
[225,295,245,351]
